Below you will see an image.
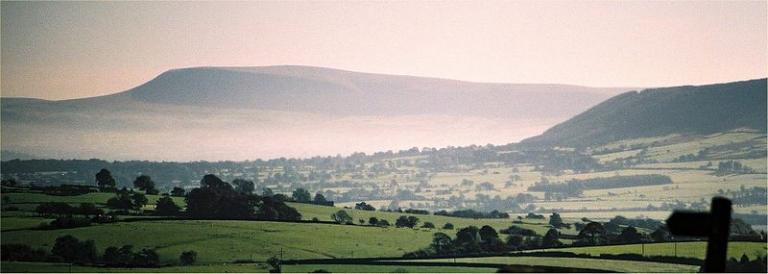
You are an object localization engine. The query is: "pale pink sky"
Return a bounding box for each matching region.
[2,1,766,100]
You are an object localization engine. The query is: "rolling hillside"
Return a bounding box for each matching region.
[523,78,767,147]
[1,66,626,161]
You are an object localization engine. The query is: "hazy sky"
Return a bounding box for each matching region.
[2,1,766,100]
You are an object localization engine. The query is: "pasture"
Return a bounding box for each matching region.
[398,256,700,272]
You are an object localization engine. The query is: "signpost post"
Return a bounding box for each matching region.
[666,197,732,273]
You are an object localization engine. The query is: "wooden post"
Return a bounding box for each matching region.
[703,197,731,273]
[667,197,732,273]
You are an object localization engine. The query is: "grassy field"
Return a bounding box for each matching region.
[399,256,700,272]
[3,192,186,207]
[1,219,436,264]
[0,262,500,273]
[288,202,562,236]
[283,264,497,273]
[529,241,767,261]
[1,216,53,231]
[0,262,270,273]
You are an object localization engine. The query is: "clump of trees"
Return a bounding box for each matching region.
[716,160,754,175]
[154,194,181,216]
[95,169,117,192]
[171,186,186,197]
[405,225,515,257]
[529,175,673,197]
[395,216,420,228]
[185,174,301,221]
[331,210,353,224]
[0,235,203,268]
[434,209,509,219]
[102,245,160,267]
[35,202,103,217]
[354,202,375,211]
[133,175,159,195]
[179,250,197,265]
[106,188,147,212]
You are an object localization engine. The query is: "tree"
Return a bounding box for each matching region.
[650,226,671,242]
[354,202,375,211]
[267,255,281,273]
[256,196,301,221]
[549,212,564,228]
[78,203,103,217]
[133,175,158,195]
[262,187,274,197]
[455,226,481,251]
[201,174,231,190]
[396,215,419,228]
[171,186,186,197]
[133,248,160,267]
[154,195,181,216]
[106,190,134,211]
[443,223,454,230]
[331,210,353,224]
[617,226,643,244]
[368,217,379,226]
[292,188,311,202]
[51,235,96,263]
[430,232,453,254]
[422,222,435,229]
[542,228,562,247]
[186,174,256,219]
[506,234,524,249]
[377,219,390,227]
[232,179,255,194]
[313,193,328,204]
[131,193,148,211]
[96,169,116,191]
[578,222,607,245]
[180,250,197,265]
[479,225,499,242]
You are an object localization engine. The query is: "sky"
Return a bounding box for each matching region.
[2,1,766,100]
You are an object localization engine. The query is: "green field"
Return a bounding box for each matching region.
[2,192,186,207]
[1,216,53,231]
[0,262,270,273]
[1,219,435,264]
[0,262,499,273]
[283,264,497,273]
[288,202,566,236]
[398,256,700,273]
[532,241,767,261]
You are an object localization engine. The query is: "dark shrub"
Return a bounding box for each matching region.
[180,250,197,265]
[1,244,48,261]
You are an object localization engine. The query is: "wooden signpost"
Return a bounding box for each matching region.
[666,197,732,273]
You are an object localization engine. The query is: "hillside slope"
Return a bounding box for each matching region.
[522,78,767,147]
[1,66,626,160]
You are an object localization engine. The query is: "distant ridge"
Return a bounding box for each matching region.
[522,78,768,147]
[1,65,628,160]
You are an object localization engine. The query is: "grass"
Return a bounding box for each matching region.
[288,202,558,236]
[3,192,186,206]
[533,241,768,261]
[283,264,497,273]
[0,262,270,273]
[1,219,436,264]
[400,256,700,273]
[1,216,52,231]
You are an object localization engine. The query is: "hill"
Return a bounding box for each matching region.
[1,66,626,161]
[522,78,767,147]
